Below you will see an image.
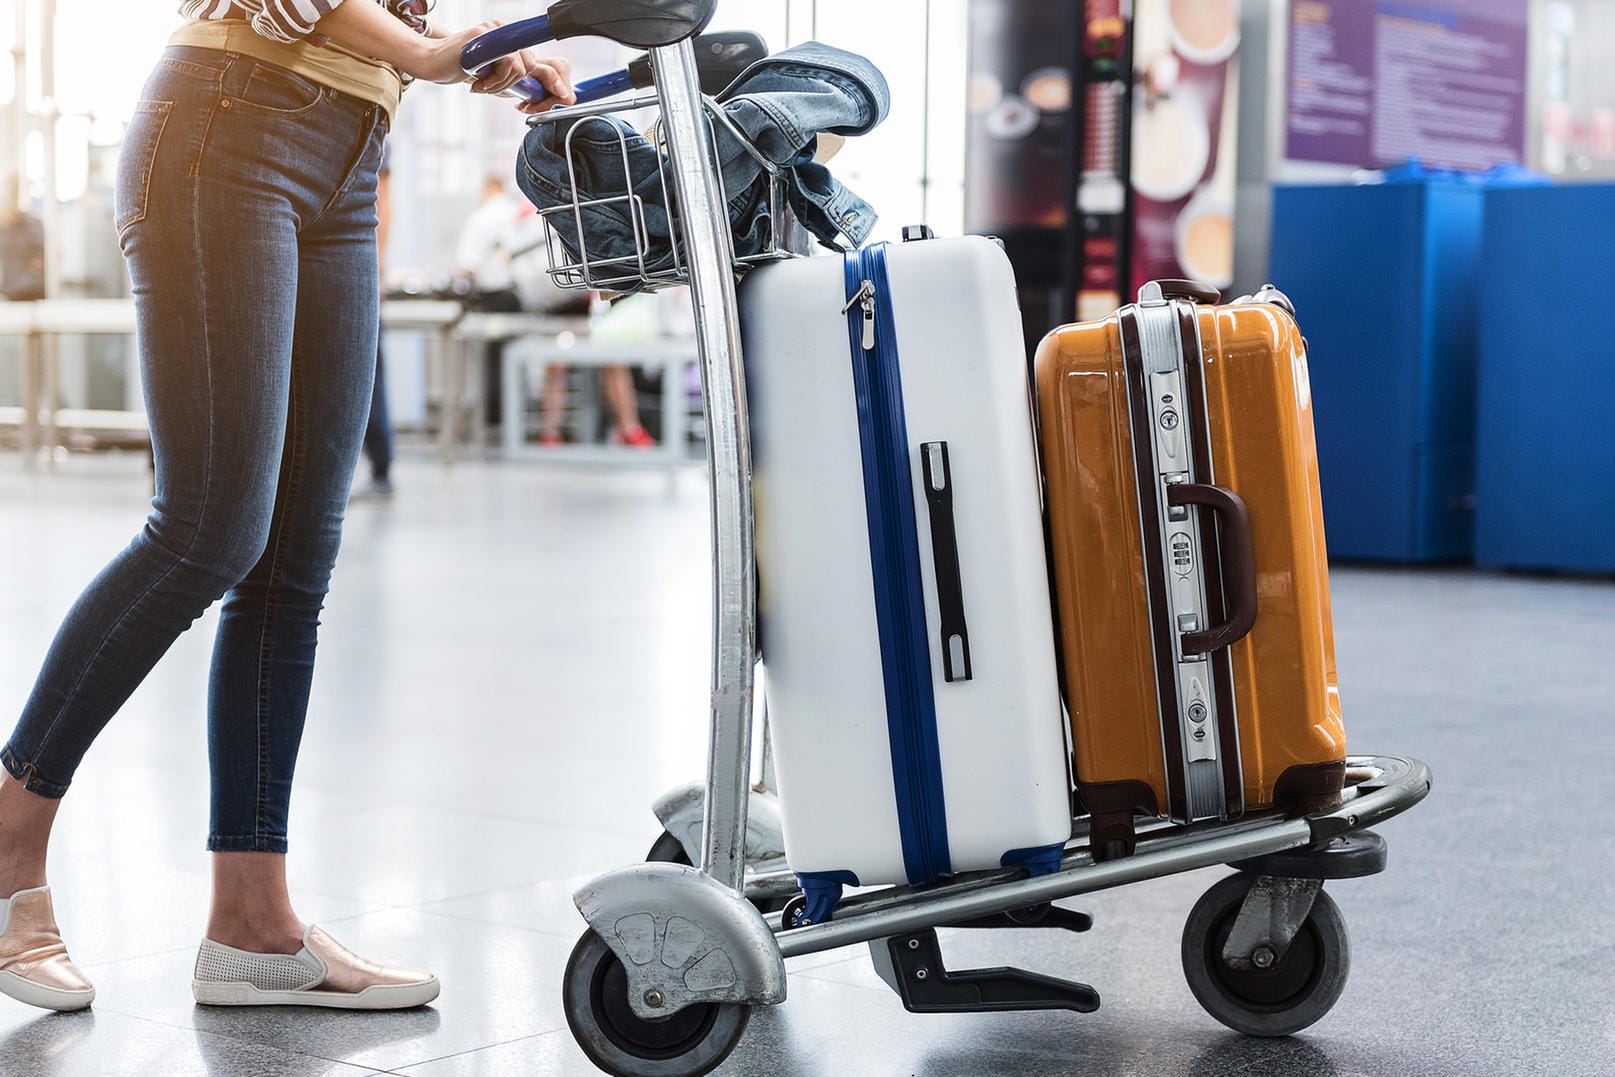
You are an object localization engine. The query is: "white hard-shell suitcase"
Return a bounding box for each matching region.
[741,232,1072,922]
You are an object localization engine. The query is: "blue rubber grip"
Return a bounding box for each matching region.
[571,68,636,103]
[460,14,553,77]
[509,66,629,105]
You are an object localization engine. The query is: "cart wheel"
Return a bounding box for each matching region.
[647,831,789,915]
[646,831,695,867]
[1181,874,1351,1037]
[563,930,749,1077]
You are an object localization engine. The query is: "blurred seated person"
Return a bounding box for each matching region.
[464,177,658,450]
[0,175,46,302]
[535,291,673,449]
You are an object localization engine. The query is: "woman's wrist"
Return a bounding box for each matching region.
[396,33,441,78]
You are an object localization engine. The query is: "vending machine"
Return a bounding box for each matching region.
[965,0,1241,340]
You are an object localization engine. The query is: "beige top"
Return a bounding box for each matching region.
[168,19,402,121]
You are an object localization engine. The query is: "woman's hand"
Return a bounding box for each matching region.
[486,55,574,107]
[514,66,576,115]
[313,5,575,107]
[413,22,575,106]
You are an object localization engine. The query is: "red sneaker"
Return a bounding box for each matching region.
[539,433,564,447]
[612,424,657,449]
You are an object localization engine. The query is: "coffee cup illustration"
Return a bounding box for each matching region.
[1169,0,1241,66]
[1175,190,1235,288]
[967,72,1004,115]
[1131,91,1210,202]
[985,95,1041,140]
[1021,67,1073,114]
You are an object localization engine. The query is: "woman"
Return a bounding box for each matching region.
[0,0,570,1012]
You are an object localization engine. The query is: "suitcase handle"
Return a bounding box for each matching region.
[1166,483,1258,654]
[919,441,972,683]
[1149,279,1222,305]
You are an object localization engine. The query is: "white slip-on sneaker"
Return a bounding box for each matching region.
[0,885,95,1012]
[192,926,439,1009]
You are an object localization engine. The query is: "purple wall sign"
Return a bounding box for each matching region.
[1286,0,1529,171]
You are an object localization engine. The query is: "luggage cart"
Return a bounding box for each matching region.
[463,6,1431,1074]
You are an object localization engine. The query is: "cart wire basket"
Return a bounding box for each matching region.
[523,90,803,295]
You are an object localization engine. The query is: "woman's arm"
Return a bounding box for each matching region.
[315,1,574,102]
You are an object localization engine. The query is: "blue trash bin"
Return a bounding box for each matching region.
[1474,184,1615,574]
[1270,179,1483,562]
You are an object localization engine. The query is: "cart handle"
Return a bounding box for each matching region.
[460,0,717,78]
[506,29,766,106]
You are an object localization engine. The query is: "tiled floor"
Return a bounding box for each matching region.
[1,452,1611,1076]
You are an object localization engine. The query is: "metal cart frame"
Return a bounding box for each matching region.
[463,9,1431,1073]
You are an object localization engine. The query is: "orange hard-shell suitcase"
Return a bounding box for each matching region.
[1034,280,1347,858]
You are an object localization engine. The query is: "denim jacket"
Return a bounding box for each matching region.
[516,42,890,284]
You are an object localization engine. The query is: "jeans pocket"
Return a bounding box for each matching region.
[233,62,325,117]
[115,100,173,236]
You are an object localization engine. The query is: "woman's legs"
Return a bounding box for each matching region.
[0,52,300,897]
[2,52,382,957]
[361,341,395,486]
[0,775,59,895]
[205,110,388,952]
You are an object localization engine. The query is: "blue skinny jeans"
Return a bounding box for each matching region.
[3,46,387,852]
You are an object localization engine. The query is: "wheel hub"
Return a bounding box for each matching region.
[593,946,720,1060]
[1209,914,1322,1009]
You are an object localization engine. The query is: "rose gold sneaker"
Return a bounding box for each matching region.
[0,886,95,1012]
[191,926,439,1009]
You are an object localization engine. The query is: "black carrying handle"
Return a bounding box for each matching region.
[1166,483,1258,655]
[920,442,972,683]
[1155,279,1222,305]
[626,30,766,94]
[547,0,717,48]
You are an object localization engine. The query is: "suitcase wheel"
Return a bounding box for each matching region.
[779,894,810,929]
[1180,874,1351,1037]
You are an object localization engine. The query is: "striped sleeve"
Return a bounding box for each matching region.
[249,0,344,43]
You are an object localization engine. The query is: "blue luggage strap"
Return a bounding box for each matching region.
[842,243,952,887]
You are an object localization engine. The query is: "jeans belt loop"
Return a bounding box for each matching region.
[219,51,251,100]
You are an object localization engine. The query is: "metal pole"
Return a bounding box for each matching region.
[650,38,755,895]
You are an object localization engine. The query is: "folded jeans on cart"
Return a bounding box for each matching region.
[515,41,890,281]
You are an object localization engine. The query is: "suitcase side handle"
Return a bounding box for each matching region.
[919,441,973,683]
[1167,483,1258,655]
[1141,279,1222,305]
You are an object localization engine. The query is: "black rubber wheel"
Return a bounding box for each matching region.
[563,930,749,1077]
[647,831,790,916]
[1181,874,1351,1037]
[646,831,694,867]
[779,894,809,929]
[1097,838,1131,863]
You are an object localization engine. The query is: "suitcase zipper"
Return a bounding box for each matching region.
[842,279,877,350]
[844,247,950,886]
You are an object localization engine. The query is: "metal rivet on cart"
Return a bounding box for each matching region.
[220,99,231,109]
[914,967,929,980]
[907,938,920,950]
[643,988,665,1009]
